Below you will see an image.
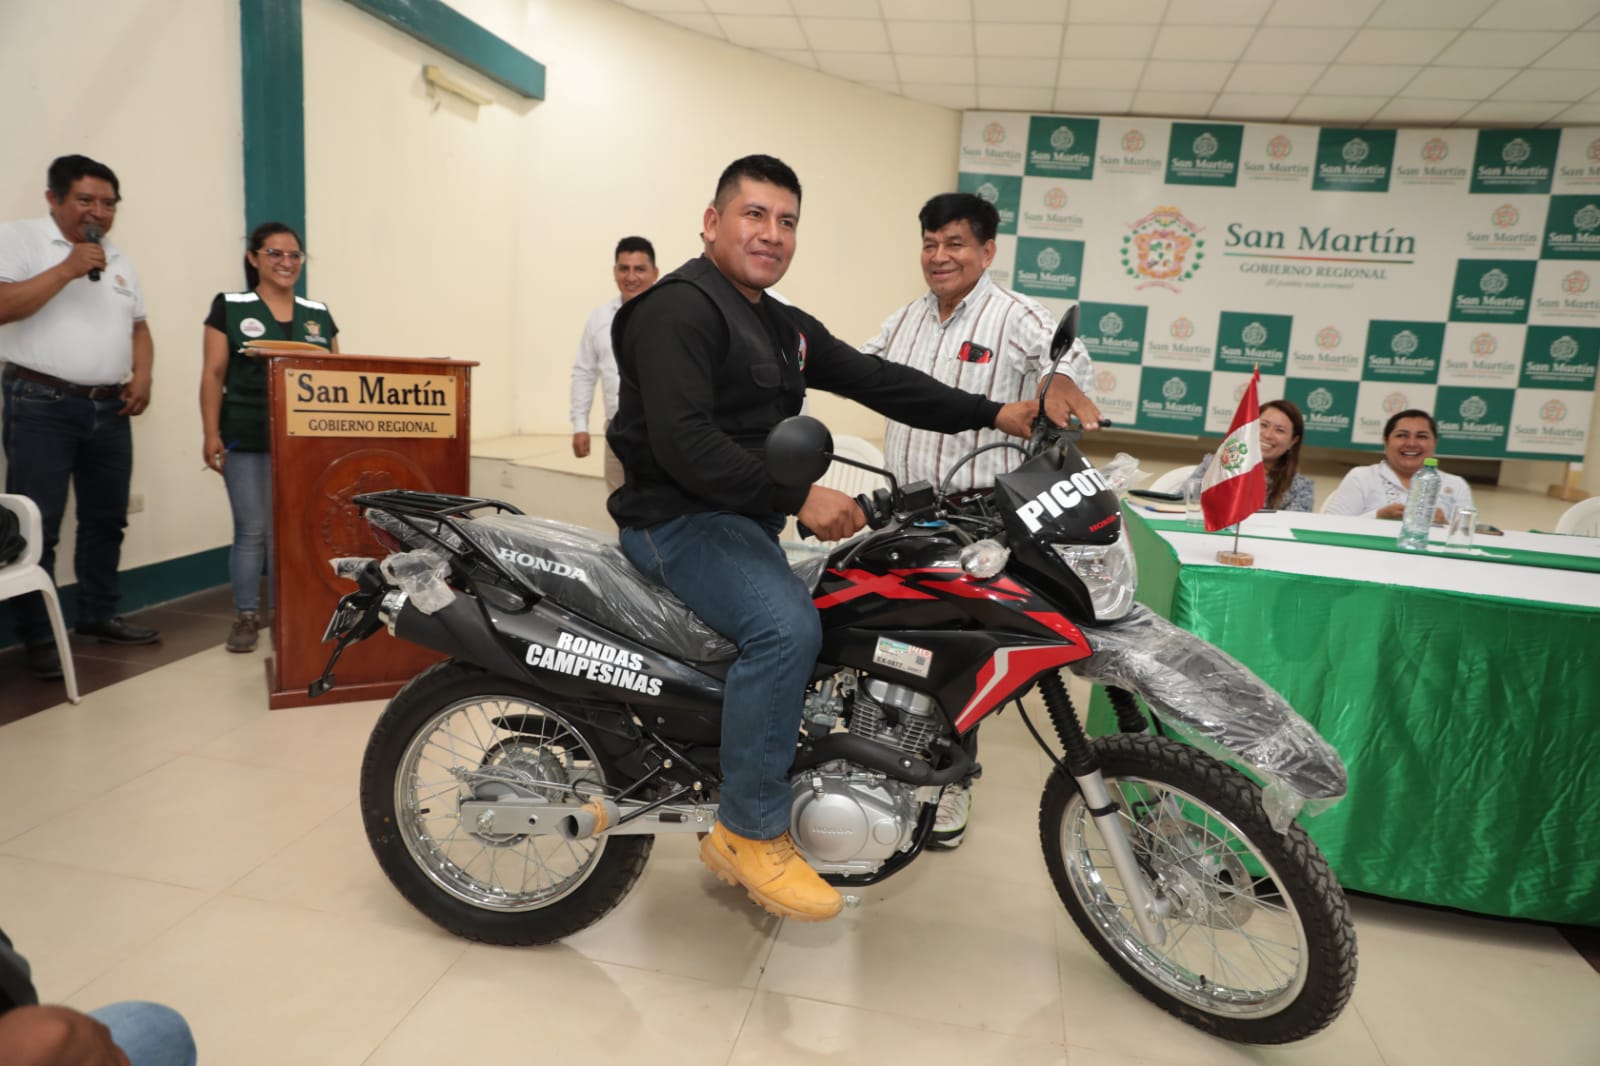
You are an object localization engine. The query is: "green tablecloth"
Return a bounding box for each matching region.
[1091,507,1600,925]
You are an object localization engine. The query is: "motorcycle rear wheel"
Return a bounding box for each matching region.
[1040,733,1356,1044]
[360,659,651,945]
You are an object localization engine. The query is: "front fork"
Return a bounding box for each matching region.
[1037,673,1173,945]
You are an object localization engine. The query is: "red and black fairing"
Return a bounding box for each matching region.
[812,524,1092,735]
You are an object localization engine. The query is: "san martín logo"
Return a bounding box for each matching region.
[1122,206,1206,291]
[1307,387,1335,413]
[1460,395,1490,421]
[1317,326,1341,350]
[1122,129,1145,152]
[1392,330,1420,356]
[1162,377,1189,402]
[1472,332,1499,356]
[1383,391,1409,414]
[1397,136,1466,183]
[964,121,1022,166]
[1493,204,1519,228]
[1542,398,1569,423]
[1502,138,1533,165]
[1566,270,1592,295]
[1100,311,1124,337]
[1023,185,1084,231]
[1242,321,1269,347]
[1244,133,1309,179]
[1170,316,1195,340]
[1094,369,1118,393]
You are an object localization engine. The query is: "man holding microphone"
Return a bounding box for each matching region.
[0,154,158,681]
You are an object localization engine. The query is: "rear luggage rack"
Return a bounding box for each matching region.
[351,489,538,600]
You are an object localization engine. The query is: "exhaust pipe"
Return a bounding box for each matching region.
[558,797,620,841]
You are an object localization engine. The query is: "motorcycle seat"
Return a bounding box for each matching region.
[458,514,831,664]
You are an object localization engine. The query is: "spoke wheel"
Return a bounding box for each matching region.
[1041,734,1355,1044]
[362,660,651,944]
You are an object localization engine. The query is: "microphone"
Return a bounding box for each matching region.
[83,224,103,282]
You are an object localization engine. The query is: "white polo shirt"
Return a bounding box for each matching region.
[0,216,145,385]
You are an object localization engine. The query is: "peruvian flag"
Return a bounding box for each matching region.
[1200,369,1266,532]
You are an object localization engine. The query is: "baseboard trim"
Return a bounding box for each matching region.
[0,546,229,651]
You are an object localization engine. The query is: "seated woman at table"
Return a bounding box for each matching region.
[1323,409,1474,522]
[1195,399,1315,511]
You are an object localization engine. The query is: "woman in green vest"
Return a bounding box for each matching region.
[199,221,339,652]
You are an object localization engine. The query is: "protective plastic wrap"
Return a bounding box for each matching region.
[372,512,828,665]
[329,557,373,581]
[380,549,453,614]
[1070,604,1347,830]
[1095,453,1148,493]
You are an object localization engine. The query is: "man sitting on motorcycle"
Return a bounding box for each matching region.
[606,154,1053,921]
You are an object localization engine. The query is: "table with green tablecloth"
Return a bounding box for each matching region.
[1095,505,1600,925]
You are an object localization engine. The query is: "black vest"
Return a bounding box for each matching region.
[606,256,809,527]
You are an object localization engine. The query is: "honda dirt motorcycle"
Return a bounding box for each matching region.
[313,325,1356,1045]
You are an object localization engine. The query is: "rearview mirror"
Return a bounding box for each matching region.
[764,416,833,488]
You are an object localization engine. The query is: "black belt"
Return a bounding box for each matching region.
[4,364,122,400]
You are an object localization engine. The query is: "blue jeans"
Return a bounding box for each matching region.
[223,450,272,612]
[90,1001,197,1066]
[2,370,133,644]
[620,511,821,841]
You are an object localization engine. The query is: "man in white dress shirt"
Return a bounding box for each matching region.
[570,236,658,493]
[864,192,1102,848]
[1323,409,1475,523]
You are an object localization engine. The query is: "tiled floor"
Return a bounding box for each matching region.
[2,444,1596,1064]
[0,608,1596,1063]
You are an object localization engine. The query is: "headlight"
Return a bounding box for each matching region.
[1051,531,1137,621]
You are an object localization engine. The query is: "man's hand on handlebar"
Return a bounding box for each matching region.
[1042,375,1103,431]
[798,485,867,541]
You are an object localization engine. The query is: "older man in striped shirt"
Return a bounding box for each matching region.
[863,191,1102,847]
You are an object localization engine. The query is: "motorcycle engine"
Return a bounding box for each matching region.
[790,676,944,876]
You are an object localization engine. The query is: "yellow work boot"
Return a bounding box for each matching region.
[700,822,844,922]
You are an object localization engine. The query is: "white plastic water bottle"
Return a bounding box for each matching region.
[1397,458,1441,551]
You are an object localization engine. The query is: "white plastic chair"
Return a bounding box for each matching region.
[0,494,80,703]
[1147,463,1199,494]
[819,435,889,500]
[1555,496,1600,537]
[790,435,889,548]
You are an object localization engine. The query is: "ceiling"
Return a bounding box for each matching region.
[614,0,1600,127]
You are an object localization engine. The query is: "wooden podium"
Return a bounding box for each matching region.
[259,348,477,708]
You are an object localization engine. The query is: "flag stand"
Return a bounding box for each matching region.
[1216,522,1254,567]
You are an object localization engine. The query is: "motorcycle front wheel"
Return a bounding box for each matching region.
[1040,733,1356,1044]
[360,659,652,945]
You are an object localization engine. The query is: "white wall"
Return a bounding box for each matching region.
[0,0,961,582]
[0,0,243,583]
[515,0,961,440]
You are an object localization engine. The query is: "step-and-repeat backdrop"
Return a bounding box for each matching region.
[959,113,1600,460]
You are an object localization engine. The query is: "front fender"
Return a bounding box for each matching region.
[1071,604,1348,830]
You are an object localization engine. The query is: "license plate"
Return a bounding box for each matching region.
[322,592,372,643]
